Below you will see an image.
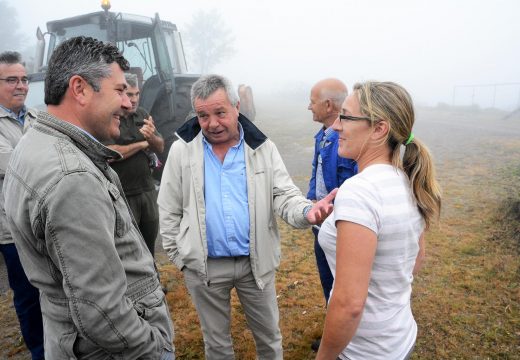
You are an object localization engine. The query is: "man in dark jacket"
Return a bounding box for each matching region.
[106,73,164,257]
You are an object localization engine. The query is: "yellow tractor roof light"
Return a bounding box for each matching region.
[101,0,111,11]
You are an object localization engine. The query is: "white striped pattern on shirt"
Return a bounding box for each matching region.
[319,164,424,360]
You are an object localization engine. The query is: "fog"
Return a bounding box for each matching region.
[6,0,520,110]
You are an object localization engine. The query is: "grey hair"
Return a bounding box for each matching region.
[0,51,22,65]
[125,73,138,88]
[45,36,129,105]
[320,88,348,109]
[190,74,239,110]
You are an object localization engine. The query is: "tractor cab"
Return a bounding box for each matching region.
[27,1,199,179]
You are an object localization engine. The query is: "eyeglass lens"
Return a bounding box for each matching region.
[0,77,30,86]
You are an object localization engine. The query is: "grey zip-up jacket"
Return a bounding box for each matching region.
[158,115,312,289]
[0,106,37,244]
[3,111,173,359]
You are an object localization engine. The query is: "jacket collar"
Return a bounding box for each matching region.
[176,113,267,150]
[314,126,338,141]
[34,111,122,162]
[0,105,38,122]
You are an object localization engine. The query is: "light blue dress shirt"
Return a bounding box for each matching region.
[203,124,250,257]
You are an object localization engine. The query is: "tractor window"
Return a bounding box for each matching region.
[52,24,108,52]
[162,30,178,73]
[118,37,157,81]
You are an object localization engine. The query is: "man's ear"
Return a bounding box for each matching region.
[235,100,240,114]
[69,75,91,106]
[325,99,333,112]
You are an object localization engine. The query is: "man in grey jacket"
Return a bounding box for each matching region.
[0,51,44,360]
[158,74,336,360]
[3,37,174,359]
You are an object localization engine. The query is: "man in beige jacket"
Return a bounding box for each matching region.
[0,51,43,360]
[158,74,336,360]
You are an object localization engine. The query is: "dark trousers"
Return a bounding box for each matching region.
[312,227,334,304]
[126,190,159,257]
[0,243,44,360]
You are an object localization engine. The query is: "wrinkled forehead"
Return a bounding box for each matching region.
[195,89,233,109]
[310,86,323,100]
[0,63,26,78]
[126,85,139,93]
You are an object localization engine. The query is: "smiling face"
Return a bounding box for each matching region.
[82,63,131,142]
[194,88,240,147]
[0,63,28,114]
[332,91,373,160]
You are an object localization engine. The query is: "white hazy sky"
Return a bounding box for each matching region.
[7,0,520,109]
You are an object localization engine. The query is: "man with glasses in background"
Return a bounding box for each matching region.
[0,51,44,360]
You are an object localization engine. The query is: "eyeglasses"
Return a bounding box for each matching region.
[0,77,30,86]
[339,114,372,121]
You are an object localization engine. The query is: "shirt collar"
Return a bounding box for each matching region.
[0,104,27,126]
[68,123,101,143]
[202,122,245,150]
[323,126,335,139]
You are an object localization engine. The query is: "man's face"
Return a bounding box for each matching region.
[83,63,131,142]
[126,85,140,114]
[308,86,327,124]
[0,63,28,114]
[195,88,240,147]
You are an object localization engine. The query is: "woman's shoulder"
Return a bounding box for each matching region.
[337,165,401,203]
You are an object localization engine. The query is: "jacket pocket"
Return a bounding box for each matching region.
[134,286,173,351]
[59,331,78,359]
[176,222,190,260]
[107,183,132,237]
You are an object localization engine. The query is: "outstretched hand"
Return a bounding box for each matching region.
[305,188,338,225]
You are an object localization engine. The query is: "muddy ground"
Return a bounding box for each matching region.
[1,97,519,358]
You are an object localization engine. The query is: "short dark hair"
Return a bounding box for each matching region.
[0,51,22,65]
[45,36,129,105]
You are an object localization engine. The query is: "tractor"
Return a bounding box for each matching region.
[25,0,255,179]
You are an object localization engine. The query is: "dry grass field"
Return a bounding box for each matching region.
[1,98,519,359]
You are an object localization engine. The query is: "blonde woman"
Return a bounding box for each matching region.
[316,81,441,360]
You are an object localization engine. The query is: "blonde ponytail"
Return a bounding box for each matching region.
[402,138,441,229]
[355,81,442,228]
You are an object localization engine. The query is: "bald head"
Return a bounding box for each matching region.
[313,78,348,108]
[308,78,348,127]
